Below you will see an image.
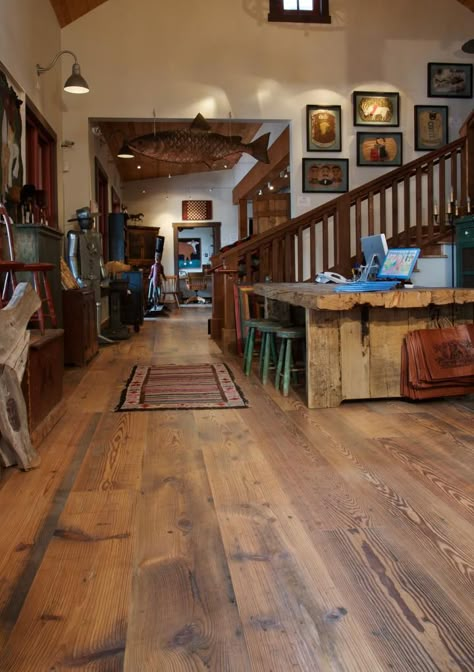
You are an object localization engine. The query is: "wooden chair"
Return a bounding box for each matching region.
[185,271,209,304]
[160,275,180,309]
[0,203,57,333]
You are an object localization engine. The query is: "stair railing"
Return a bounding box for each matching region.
[211,122,472,348]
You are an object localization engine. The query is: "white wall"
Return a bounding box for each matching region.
[2,0,473,245]
[60,0,474,226]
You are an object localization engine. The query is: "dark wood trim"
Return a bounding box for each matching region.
[25,97,58,229]
[94,158,109,260]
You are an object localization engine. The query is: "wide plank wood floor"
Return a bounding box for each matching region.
[0,307,473,671]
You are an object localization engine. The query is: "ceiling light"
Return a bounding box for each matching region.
[137,165,142,169]
[258,189,263,196]
[268,182,274,191]
[36,50,89,94]
[117,142,134,159]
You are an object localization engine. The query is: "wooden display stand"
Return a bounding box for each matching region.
[62,289,98,366]
[21,329,65,447]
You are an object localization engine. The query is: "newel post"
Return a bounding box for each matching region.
[334,194,352,276]
[210,252,239,353]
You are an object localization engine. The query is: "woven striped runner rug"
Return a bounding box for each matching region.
[115,363,248,411]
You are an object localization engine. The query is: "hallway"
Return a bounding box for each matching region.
[0,308,473,671]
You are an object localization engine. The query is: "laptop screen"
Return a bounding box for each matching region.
[377,248,420,281]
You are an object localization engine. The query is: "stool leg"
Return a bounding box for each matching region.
[275,338,285,391]
[259,332,267,379]
[282,339,293,396]
[244,327,256,376]
[261,333,273,385]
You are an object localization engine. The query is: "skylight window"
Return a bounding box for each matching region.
[268,0,331,23]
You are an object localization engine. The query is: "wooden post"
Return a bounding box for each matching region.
[238,199,247,239]
[460,110,474,203]
[334,194,351,275]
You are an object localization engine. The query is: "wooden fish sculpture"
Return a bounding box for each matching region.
[128,114,270,167]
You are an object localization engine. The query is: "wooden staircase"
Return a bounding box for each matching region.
[210,112,474,352]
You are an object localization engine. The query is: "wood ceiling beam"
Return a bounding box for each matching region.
[232,127,290,205]
[456,0,474,10]
[48,0,109,28]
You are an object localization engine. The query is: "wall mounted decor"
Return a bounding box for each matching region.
[182,199,213,221]
[353,91,400,127]
[414,105,448,151]
[306,105,341,152]
[0,70,23,207]
[178,237,202,269]
[427,63,473,98]
[302,158,349,193]
[128,113,270,166]
[356,132,403,167]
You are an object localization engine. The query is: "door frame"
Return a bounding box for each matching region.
[172,221,221,276]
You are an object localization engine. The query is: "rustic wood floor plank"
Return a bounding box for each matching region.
[124,411,252,671]
[0,489,135,671]
[0,311,472,671]
[196,410,383,671]
[293,407,474,614]
[73,411,148,493]
[0,412,100,646]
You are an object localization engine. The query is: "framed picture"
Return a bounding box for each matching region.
[178,237,201,269]
[427,63,473,98]
[414,105,448,151]
[302,158,349,193]
[356,132,403,167]
[306,105,342,151]
[353,91,400,126]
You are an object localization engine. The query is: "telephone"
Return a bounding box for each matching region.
[315,272,348,284]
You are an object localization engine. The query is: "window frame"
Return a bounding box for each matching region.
[268,0,331,23]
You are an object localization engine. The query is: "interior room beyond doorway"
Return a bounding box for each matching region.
[173,221,221,303]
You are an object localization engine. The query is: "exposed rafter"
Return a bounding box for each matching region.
[48,0,109,27]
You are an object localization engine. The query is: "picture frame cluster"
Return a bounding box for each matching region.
[302,62,473,193]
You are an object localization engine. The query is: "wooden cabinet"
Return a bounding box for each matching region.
[62,289,98,366]
[456,215,474,287]
[22,329,64,432]
[126,225,161,266]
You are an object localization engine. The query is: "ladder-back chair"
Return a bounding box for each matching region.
[160,275,180,309]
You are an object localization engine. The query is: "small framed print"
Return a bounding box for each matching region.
[302,158,349,193]
[414,105,448,151]
[353,91,400,126]
[356,132,403,167]
[428,63,473,98]
[306,105,342,152]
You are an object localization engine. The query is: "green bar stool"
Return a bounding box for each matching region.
[243,318,281,378]
[275,326,306,397]
[258,321,284,384]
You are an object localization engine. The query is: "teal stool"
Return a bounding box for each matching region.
[243,319,281,380]
[275,326,306,397]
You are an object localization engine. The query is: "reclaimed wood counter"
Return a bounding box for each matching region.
[254,283,474,408]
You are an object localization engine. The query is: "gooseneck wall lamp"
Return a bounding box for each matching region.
[36,50,89,94]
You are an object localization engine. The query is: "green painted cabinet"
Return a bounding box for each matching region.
[455,215,474,288]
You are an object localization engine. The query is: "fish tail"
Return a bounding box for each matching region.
[249,133,270,163]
